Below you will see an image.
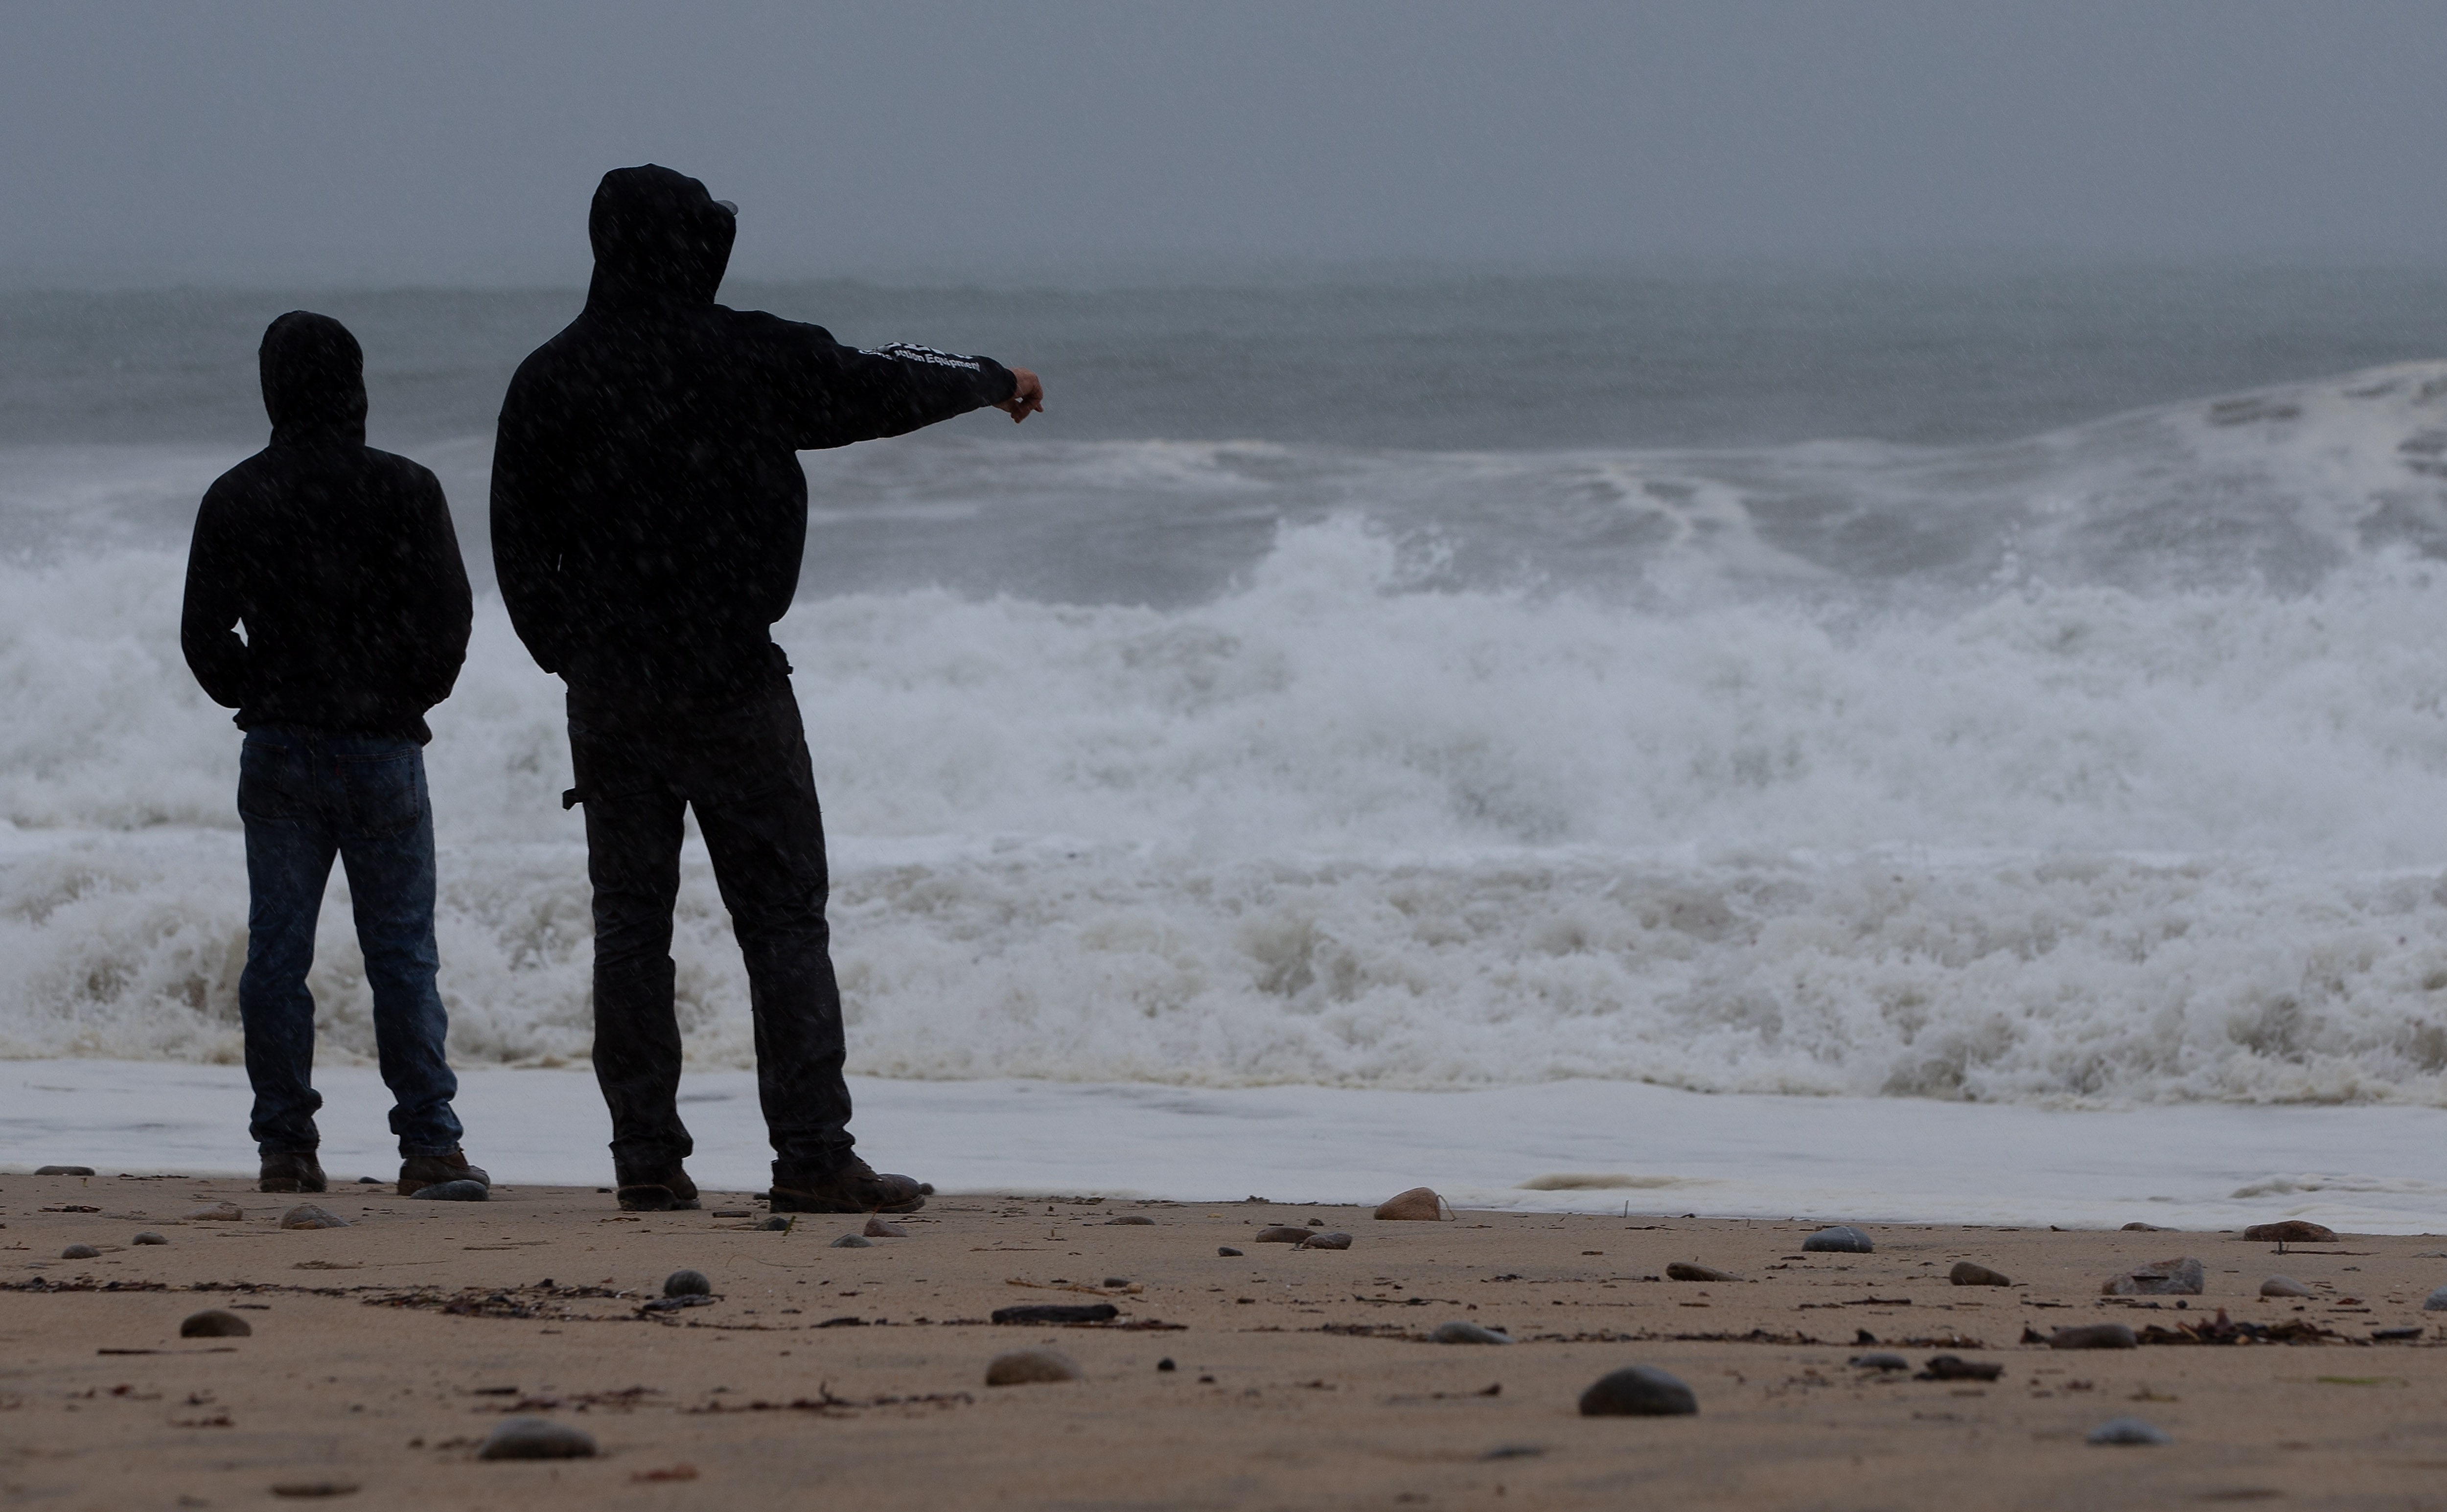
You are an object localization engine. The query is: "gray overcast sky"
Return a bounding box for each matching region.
[5,0,2445,285]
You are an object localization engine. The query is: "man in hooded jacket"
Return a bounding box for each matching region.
[492,165,1042,1214]
[183,310,486,1198]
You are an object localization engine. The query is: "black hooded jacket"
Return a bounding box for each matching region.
[490,164,1017,723]
[181,312,473,743]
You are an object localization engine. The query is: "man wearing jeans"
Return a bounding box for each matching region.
[182,311,486,1198]
[492,165,1042,1213]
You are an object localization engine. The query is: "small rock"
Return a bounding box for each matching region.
[407,1179,487,1202]
[181,1308,252,1338]
[1102,1276,1131,1288]
[2120,1221,2172,1231]
[279,1203,349,1230]
[1106,1214,1156,1225]
[268,1480,361,1498]
[35,1165,94,1176]
[2260,1275,2315,1299]
[2048,1324,2138,1350]
[1848,1352,1909,1372]
[2242,1220,2336,1243]
[1253,1225,1312,1243]
[183,1202,244,1222]
[60,1243,99,1259]
[1432,1321,1513,1345]
[478,1417,597,1460]
[2422,1285,2447,1311]
[992,1303,1118,1325]
[1949,1261,2012,1287]
[663,1269,712,1298]
[1157,1357,1176,1371]
[1306,1218,1324,1226]
[830,1234,873,1249]
[711,1208,752,1217]
[356,1176,381,1184]
[132,1232,167,1246]
[1665,1262,1739,1283]
[1298,1231,1352,1250]
[1373,1187,1444,1221]
[863,1217,907,1238]
[2102,1256,2204,1296]
[1577,1364,1698,1417]
[1917,1355,2003,1381]
[1802,1225,1873,1254]
[2086,1415,2171,1446]
[986,1348,1084,1386]
[758,1215,792,1231]
[1217,1246,1244,1257]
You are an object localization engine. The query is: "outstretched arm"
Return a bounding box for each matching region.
[768,321,1040,449]
[993,367,1044,422]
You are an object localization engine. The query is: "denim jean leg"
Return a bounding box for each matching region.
[237,732,335,1154]
[335,745,464,1157]
[575,720,696,1181]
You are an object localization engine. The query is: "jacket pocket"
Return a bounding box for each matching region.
[337,751,427,840]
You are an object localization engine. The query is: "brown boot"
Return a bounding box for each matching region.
[397,1148,490,1197]
[769,1157,927,1214]
[259,1150,326,1193]
[616,1166,700,1213]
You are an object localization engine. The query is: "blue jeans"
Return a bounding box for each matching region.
[236,727,463,1157]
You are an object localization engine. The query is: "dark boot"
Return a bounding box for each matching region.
[769,1157,928,1214]
[397,1148,490,1197]
[616,1165,700,1213]
[259,1150,326,1193]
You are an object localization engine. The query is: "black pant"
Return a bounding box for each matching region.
[568,680,853,1184]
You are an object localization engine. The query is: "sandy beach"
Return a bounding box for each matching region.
[4,1171,2444,1510]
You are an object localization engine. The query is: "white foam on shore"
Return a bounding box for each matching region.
[4,1060,2442,1233]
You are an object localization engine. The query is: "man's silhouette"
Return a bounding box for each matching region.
[492,165,1042,1213]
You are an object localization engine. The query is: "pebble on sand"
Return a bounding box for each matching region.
[132,1232,167,1246]
[408,1179,487,1202]
[2102,1256,2205,1296]
[986,1349,1084,1386]
[663,1269,712,1298]
[2086,1416,2172,1446]
[1665,1262,1739,1283]
[2048,1324,2139,1350]
[2422,1285,2447,1311]
[1917,1355,2004,1381]
[2120,1222,2173,1232]
[1217,1246,1244,1257]
[1949,1261,2012,1287]
[2242,1220,2335,1243]
[279,1204,349,1230]
[1432,1321,1513,1345]
[831,1234,873,1249]
[1298,1231,1353,1250]
[1801,1225,1873,1254]
[1373,1187,1444,1221]
[35,1165,94,1176]
[862,1217,907,1238]
[60,1244,99,1259]
[182,1308,253,1338]
[758,1215,792,1231]
[1105,1214,1156,1225]
[183,1202,244,1222]
[1253,1226,1313,1243]
[478,1417,597,1460]
[1848,1353,1909,1372]
[1578,1365,1698,1417]
[2260,1275,2316,1299]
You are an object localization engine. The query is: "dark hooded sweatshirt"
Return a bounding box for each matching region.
[181,312,473,744]
[490,164,1016,724]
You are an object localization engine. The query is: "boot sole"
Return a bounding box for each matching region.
[617,1185,701,1212]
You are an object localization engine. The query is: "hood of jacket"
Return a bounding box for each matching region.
[586,164,736,310]
[259,311,368,448]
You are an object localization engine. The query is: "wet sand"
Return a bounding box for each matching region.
[3,1172,2444,1510]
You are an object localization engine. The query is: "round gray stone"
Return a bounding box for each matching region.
[36,1165,94,1176]
[1801,1225,1873,1254]
[279,1203,349,1230]
[830,1234,874,1248]
[60,1244,99,1259]
[478,1416,597,1460]
[1432,1321,1514,1345]
[1217,1246,1244,1257]
[181,1308,252,1338]
[2261,1275,2315,1299]
[132,1232,167,1246]
[2423,1285,2447,1311]
[662,1269,711,1298]
[1578,1365,1699,1417]
[407,1179,488,1202]
[2087,1416,2171,1445]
